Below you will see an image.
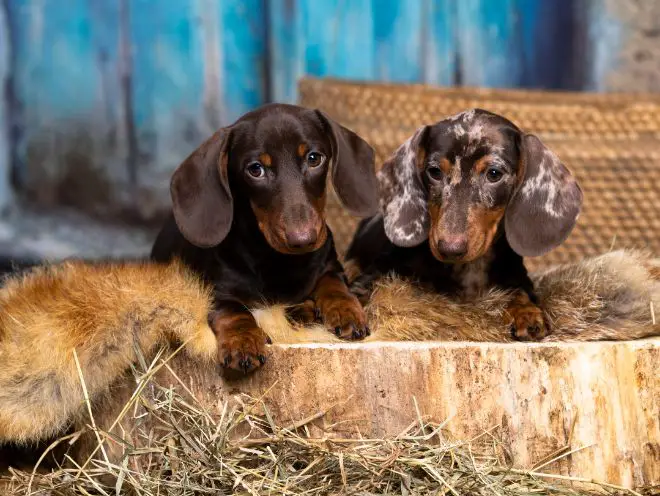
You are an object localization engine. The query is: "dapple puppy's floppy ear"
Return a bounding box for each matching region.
[314,110,378,217]
[378,126,430,247]
[171,128,234,248]
[505,134,583,257]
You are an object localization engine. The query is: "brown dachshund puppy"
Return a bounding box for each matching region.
[151,103,378,374]
[346,108,583,341]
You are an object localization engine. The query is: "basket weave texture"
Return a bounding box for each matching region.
[299,77,660,269]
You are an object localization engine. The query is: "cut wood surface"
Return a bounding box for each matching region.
[165,339,659,490]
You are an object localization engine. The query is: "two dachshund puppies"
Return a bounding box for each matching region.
[152,104,582,375]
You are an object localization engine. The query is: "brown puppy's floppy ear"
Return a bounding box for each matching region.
[378,126,430,247]
[505,134,583,257]
[314,110,378,217]
[171,128,233,248]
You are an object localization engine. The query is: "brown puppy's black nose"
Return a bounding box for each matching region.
[437,235,468,260]
[285,229,318,249]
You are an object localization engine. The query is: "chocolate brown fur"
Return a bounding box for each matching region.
[152,103,378,374]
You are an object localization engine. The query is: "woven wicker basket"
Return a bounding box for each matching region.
[299,77,660,269]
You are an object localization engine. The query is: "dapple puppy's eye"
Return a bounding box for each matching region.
[307,151,325,167]
[426,165,443,181]
[246,162,265,178]
[485,167,504,183]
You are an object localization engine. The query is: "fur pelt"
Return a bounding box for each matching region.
[0,260,215,444]
[0,250,657,449]
[258,250,660,344]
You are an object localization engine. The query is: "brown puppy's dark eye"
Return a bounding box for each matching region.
[246,162,265,178]
[486,167,504,183]
[307,151,325,168]
[426,166,443,181]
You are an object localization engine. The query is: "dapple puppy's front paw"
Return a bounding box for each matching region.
[505,296,548,341]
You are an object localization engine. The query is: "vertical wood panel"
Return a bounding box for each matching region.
[518,0,581,89]
[456,0,522,87]
[128,0,213,217]
[421,0,458,87]
[580,0,623,92]
[128,0,268,217]
[270,0,374,103]
[268,0,304,103]
[373,0,424,82]
[0,1,11,209]
[219,0,268,122]
[6,0,126,213]
[302,0,374,79]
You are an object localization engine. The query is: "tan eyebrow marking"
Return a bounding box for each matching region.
[439,158,452,174]
[258,153,272,167]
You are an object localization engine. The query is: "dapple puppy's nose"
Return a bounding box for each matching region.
[437,235,468,260]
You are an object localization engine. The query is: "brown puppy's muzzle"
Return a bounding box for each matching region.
[285,227,318,250]
[253,201,327,255]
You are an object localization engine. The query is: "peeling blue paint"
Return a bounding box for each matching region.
[1,0,626,207]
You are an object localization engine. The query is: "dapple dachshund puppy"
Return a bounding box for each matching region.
[346,109,583,341]
[152,103,378,374]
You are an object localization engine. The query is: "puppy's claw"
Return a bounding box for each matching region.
[265,336,272,345]
[334,326,342,336]
[224,355,232,367]
[258,354,267,365]
[239,357,252,374]
[365,326,371,336]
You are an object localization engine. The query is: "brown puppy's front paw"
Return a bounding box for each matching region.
[286,299,319,325]
[316,293,370,340]
[505,300,547,341]
[210,311,271,375]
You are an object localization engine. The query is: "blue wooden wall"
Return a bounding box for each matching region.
[0,0,623,217]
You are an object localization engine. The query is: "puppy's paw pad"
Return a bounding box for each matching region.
[507,305,547,341]
[317,295,369,341]
[286,299,319,325]
[214,327,270,376]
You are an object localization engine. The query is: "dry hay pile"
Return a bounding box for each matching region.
[0,348,654,496]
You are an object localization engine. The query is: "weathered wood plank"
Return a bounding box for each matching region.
[455,0,522,87]
[218,0,268,122]
[268,0,304,103]
[517,0,577,89]
[271,0,374,103]
[128,0,268,217]
[373,0,423,82]
[302,0,374,79]
[0,2,12,210]
[5,0,127,214]
[421,0,457,86]
[581,0,624,92]
[128,0,212,218]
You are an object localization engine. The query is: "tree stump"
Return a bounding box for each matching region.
[165,339,659,489]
